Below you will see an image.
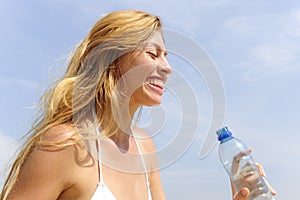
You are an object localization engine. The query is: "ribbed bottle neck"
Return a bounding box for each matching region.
[219,135,233,144]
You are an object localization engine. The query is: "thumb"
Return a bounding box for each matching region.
[233,188,250,200]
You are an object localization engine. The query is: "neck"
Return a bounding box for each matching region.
[108,99,140,152]
[109,131,133,153]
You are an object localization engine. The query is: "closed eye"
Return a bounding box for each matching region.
[147,51,158,58]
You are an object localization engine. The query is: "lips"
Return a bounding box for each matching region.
[149,82,163,89]
[146,78,165,94]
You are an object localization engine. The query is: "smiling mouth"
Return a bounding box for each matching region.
[149,82,163,89]
[146,78,165,94]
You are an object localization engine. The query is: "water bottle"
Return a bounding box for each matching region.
[216,127,274,200]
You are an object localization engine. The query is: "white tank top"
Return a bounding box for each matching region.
[90,129,152,200]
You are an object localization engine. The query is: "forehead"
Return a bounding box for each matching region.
[146,30,166,51]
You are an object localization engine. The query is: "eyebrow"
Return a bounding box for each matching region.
[144,42,168,56]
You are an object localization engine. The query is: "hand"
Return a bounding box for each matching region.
[232,165,277,200]
[231,152,276,200]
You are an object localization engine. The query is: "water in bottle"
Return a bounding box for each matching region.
[216,127,274,200]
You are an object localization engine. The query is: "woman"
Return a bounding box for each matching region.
[1,10,273,200]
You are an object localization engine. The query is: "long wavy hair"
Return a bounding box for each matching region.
[1,10,161,199]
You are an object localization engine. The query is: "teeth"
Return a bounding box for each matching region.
[147,79,164,87]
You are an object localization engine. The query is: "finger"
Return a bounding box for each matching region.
[263,177,277,196]
[255,162,266,177]
[233,188,249,200]
[231,159,240,175]
[233,150,251,162]
[230,179,237,196]
[231,150,251,175]
[255,163,277,195]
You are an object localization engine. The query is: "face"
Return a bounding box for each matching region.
[118,31,172,111]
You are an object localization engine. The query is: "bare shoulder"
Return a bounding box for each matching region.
[26,124,87,181]
[8,124,97,199]
[39,123,95,167]
[40,123,78,143]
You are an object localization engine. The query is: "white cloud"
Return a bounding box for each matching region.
[225,16,260,36]
[225,9,300,80]
[283,9,300,38]
[241,43,298,80]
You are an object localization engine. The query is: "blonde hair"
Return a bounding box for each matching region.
[1,10,161,199]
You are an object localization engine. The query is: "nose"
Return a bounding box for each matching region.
[158,59,172,75]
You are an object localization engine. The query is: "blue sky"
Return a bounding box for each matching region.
[1,0,300,199]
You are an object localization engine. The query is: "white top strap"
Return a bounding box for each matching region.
[133,136,151,191]
[95,127,104,183]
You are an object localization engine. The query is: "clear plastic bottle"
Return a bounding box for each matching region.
[216,127,274,200]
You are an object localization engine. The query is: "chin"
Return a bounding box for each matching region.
[135,96,162,107]
[131,86,163,107]
[146,100,162,107]
[144,93,163,106]
[138,97,162,107]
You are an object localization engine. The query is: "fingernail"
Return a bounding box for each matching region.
[241,189,248,196]
[262,169,266,177]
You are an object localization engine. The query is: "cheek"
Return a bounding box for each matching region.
[120,54,153,74]
[131,85,145,99]
[131,85,162,106]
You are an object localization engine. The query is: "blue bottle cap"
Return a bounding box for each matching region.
[216,127,232,141]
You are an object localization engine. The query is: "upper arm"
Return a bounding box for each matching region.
[7,126,78,200]
[8,146,75,199]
